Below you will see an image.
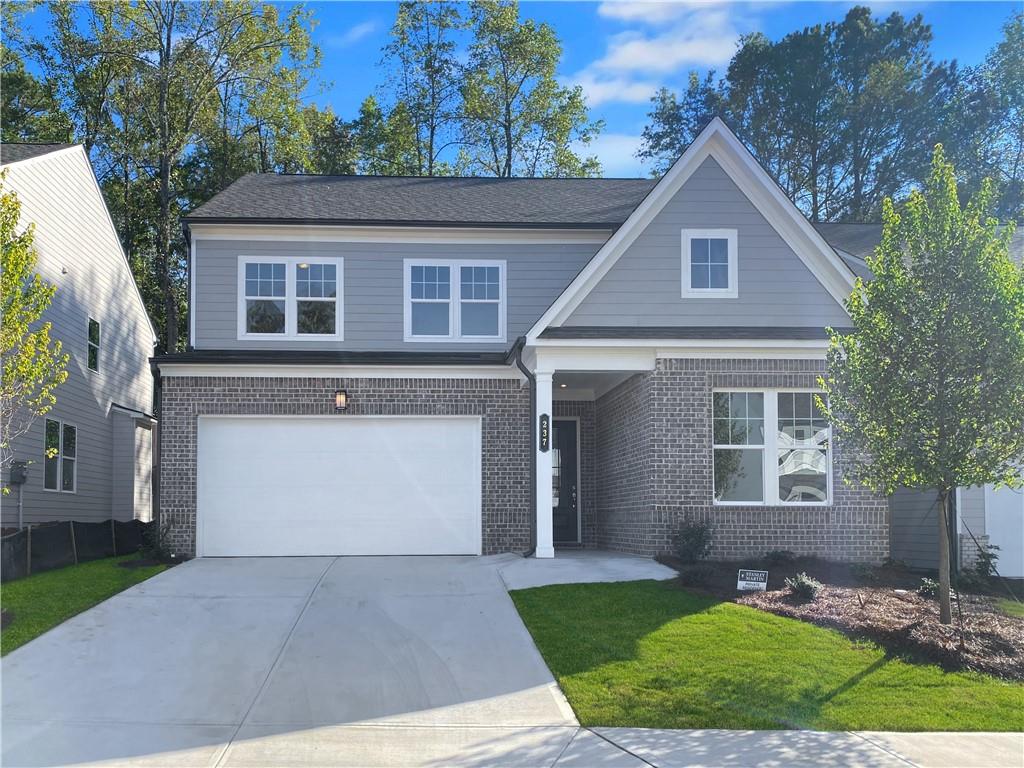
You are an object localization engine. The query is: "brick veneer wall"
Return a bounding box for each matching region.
[594,359,890,562]
[158,375,531,557]
[553,400,596,547]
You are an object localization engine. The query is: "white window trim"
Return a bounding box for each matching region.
[403,258,507,343]
[681,228,738,299]
[236,256,344,341]
[712,387,832,507]
[43,418,77,494]
[87,317,100,373]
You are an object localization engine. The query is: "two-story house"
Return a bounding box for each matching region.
[1,143,157,528]
[154,118,890,560]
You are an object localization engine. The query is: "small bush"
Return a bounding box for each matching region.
[957,569,989,593]
[674,519,713,563]
[882,556,908,570]
[917,577,940,598]
[764,549,798,565]
[785,571,822,601]
[851,562,878,583]
[678,565,714,587]
[972,543,1000,580]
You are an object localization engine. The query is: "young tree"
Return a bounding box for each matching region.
[820,146,1024,624]
[460,0,601,177]
[0,178,69,478]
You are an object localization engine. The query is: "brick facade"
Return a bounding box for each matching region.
[158,375,531,557]
[594,358,890,562]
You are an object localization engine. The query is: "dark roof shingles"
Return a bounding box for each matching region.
[0,143,74,165]
[186,173,657,227]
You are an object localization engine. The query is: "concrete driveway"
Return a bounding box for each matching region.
[1,555,589,767]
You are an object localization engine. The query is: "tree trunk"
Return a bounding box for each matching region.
[937,487,953,624]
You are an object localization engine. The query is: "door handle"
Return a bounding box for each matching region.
[571,485,577,510]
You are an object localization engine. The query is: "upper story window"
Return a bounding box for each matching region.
[237,256,343,340]
[404,259,506,342]
[44,418,77,493]
[681,228,738,298]
[87,318,100,371]
[713,390,830,506]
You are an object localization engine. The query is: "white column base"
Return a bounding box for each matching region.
[535,545,555,559]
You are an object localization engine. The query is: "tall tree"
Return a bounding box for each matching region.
[460,0,601,178]
[0,177,70,477]
[978,12,1024,219]
[637,74,723,176]
[382,0,464,176]
[820,146,1024,623]
[354,95,419,175]
[40,1,319,352]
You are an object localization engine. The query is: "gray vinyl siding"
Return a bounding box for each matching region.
[958,486,986,538]
[1,148,155,526]
[889,488,941,570]
[193,240,601,351]
[564,157,850,328]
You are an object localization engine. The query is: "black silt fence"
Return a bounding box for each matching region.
[0,520,156,582]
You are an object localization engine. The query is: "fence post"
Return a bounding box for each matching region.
[69,521,79,565]
[26,525,32,576]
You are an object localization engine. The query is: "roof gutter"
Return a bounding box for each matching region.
[511,336,537,558]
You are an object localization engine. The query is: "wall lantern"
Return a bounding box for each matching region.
[334,389,348,412]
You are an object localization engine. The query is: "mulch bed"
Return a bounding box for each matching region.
[659,555,1024,681]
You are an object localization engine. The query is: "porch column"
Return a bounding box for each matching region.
[535,370,555,558]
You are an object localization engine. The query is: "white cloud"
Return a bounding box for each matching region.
[575,132,649,177]
[569,71,660,107]
[597,1,724,25]
[325,20,378,49]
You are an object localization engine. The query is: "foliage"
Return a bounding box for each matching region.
[638,5,1022,222]
[512,580,1024,731]
[677,565,714,587]
[674,519,714,563]
[354,95,419,175]
[0,178,69,477]
[851,562,878,584]
[819,145,1024,622]
[917,577,940,598]
[763,549,798,565]
[460,0,602,177]
[1,554,166,654]
[785,571,823,601]
[972,543,1001,579]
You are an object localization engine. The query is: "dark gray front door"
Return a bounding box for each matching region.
[552,419,579,544]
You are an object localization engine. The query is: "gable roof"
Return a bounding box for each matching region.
[524,118,858,341]
[185,174,657,229]
[0,143,76,165]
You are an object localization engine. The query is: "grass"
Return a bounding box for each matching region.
[511,580,1024,732]
[1,554,167,655]
[996,597,1024,618]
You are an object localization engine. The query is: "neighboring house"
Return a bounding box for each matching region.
[0,144,157,528]
[153,118,895,560]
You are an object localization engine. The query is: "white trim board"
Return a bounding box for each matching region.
[157,363,526,380]
[525,118,856,340]
[189,223,611,245]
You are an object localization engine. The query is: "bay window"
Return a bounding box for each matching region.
[713,390,830,505]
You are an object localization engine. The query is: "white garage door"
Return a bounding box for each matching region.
[197,416,481,557]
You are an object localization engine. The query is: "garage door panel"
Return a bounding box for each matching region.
[197,417,481,557]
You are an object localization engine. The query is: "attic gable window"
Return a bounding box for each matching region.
[681,229,738,298]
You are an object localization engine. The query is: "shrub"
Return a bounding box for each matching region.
[957,569,989,593]
[917,578,940,598]
[851,562,878,583]
[674,519,713,563]
[785,571,822,601]
[678,565,714,587]
[764,549,798,565]
[972,543,1000,580]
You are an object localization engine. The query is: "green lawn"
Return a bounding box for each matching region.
[511,580,1024,732]
[996,598,1024,618]
[1,555,167,655]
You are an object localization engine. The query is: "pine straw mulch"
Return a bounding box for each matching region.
[738,585,1024,681]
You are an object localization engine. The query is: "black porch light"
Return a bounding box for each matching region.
[334,389,348,412]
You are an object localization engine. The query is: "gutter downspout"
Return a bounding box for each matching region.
[511,336,536,557]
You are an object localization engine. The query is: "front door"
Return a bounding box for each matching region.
[552,419,579,544]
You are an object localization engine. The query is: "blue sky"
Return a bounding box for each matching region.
[18,1,1019,176]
